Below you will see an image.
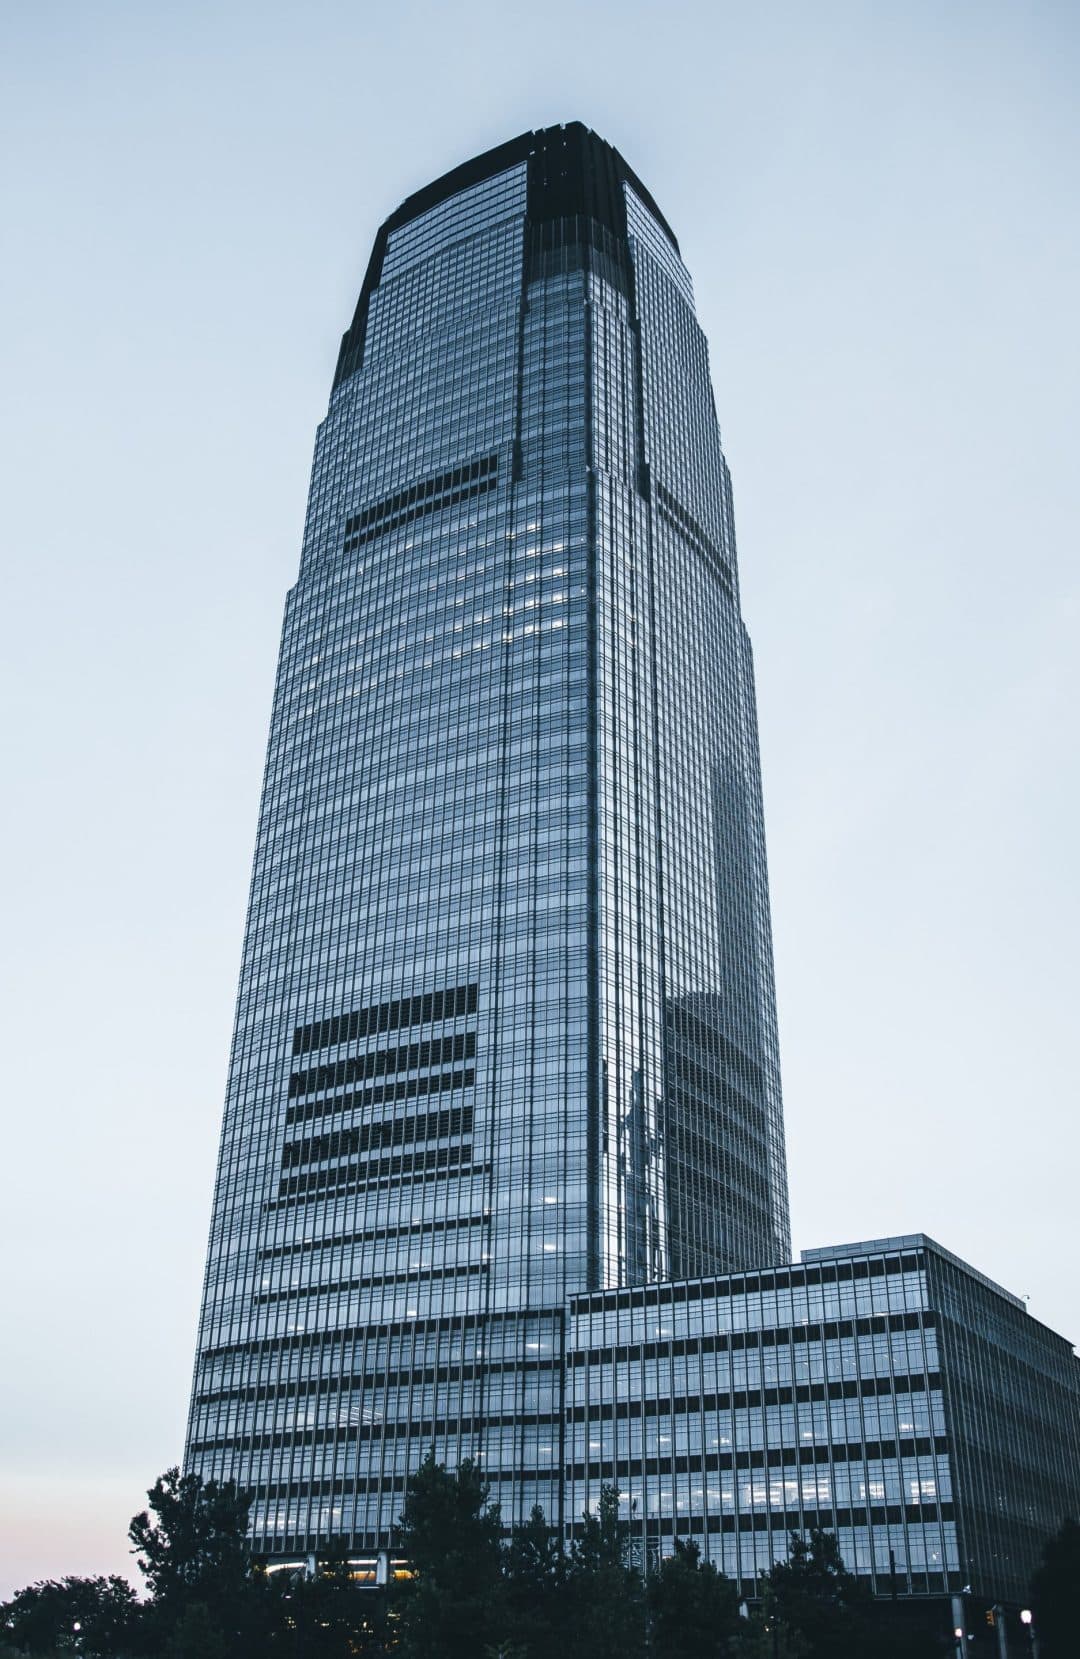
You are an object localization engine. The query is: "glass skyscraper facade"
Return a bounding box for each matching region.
[185,125,1079,1606]
[187,124,789,1543]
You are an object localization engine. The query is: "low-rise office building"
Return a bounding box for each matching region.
[566,1233,1080,1608]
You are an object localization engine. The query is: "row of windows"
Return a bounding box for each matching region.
[200,1307,564,1364]
[265,1152,490,1216]
[570,1309,932,1368]
[346,453,498,534]
[191,1406,564,1455]
[571,1255,925,1315]
[276,1138,475,1202]
[655,481,733,595]
[254,1255,486,1308]
[280,1108,474,1174]
[570,1437,948,1472]
[343,459,499,552]
[568,1505,952,1536]
[292,981,477,1056]
[243,1469,556,1506]
[570,1374,941,1424]
[195,1353,560,1408]
[284,1066,475,1133]
[258,1211,489,1265]
[288,1030,476,1099]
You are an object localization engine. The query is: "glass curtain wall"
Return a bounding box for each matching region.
[186,125,790,1551]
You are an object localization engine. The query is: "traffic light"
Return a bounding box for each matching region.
[985,1609,996,1628]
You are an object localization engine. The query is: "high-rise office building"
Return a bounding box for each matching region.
[187,123,790,1543]
[185,126,1080,1610]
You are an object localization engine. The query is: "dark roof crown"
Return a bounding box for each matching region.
[334,123,676,389]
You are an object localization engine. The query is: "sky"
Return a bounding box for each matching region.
[2,0,1078,1601]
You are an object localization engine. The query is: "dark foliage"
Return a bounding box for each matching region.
[564,1485,646,1659]
[269,1542,387,1657]
[647,1538,743,1659]
[393,1453,506,1659]
[1030,1515,1080,1659]
[128,1468,252,1612]
[160,1603,226,1659]
[760,1528,872,1659]
[3,1463,1067,1659]
[0,1577,137,1657]
[504,1504,566,1659]
[127,1467,287,1657]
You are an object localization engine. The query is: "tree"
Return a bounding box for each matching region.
[161,1603,227,1659]
[1030,1516,1080,1659]
[393,1454,506,1659]
[760,1530,871,1659]
[269,1541,387,1658]
[0,1576,138,1657]
[647,1538,743,1659]
[565,1485,645,1659]
[127,1466,273,1656]
[128,1467,252,1613]
[504,1505,565,1659]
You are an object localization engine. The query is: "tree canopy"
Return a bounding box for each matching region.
[393,1453,506,1659]
[504,1504,566,1659]
[1030,1515,1080,1659]
[0,1576,137,1658]
[759,1528,872,1659]
[565,1484,646,1659]
[647,1537,743,1659]
[6,1458,1064,1658]
[127,1468,252,1612]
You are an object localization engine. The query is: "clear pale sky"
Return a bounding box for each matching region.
[2,0,1077,1601]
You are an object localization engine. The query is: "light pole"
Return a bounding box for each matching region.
[1020,1608,1040,1659]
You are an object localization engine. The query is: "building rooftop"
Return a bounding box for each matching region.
[802,1233,1025,1310]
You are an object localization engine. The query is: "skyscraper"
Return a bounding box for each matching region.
[186,121,789,1552]
[185,127,1080,1607]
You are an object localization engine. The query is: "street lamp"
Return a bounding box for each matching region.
[1020,1609,1040,1659]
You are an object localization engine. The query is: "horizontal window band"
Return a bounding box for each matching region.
[570,1260,927,1314]
[265,1153,487,1211]
[255,1257,487,1306]
[236,1469,561,1505]
[293,982,477,1058]
[277,1140,472,1201]
[190,1405,561,1455]
[283,1104,473,1170]
[567,1438,947,1475]
[566,1374,942,1422]
[567,1310,936,1366]
[563,1504,954,1534]
[346,455,498,536]
[195,1288,560,1362]
[195,1353,557,1408]
[286,1068,476,1136]
[289,1030,475,1099]
[257,1211,489,1264]
[655,481,733,593]
[344,477,497,551]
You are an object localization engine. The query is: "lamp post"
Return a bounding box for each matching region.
[1020,1609,1040,1659]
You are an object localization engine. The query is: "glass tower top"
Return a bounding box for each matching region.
[187,123,791,1543]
